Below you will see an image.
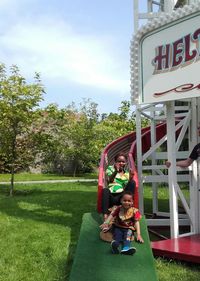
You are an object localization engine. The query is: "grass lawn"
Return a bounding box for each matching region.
[0,183,200,281]
[0,173,98,182]
[0,182,97,281]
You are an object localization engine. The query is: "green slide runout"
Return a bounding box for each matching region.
[69,213,158,281]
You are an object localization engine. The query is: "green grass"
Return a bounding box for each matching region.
[156,258,200,281]
[0,183,199,281]
[144,183,190,214]
[0,172,98,182]
[0,182,97,281]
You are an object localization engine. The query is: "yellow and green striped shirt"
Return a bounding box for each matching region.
[106,165,129,193]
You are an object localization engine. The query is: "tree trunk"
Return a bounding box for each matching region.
[10,132,17,196]
[10,166,14,196]
[73,161,78,177]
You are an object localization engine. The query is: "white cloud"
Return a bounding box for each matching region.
[0,16,129,93]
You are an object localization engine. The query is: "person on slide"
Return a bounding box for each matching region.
[100,191,144,255]
[102,152,135,221]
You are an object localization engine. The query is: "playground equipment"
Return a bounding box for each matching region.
[131,0,200,262]
[97,0,200,263]
[97,116,200,263]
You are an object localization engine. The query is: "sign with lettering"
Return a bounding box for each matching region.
[135,8,200,104]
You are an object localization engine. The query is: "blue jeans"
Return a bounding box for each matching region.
[113,226,133,248]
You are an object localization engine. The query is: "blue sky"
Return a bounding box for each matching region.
[0,0,146,113]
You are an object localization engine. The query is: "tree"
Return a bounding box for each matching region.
[0,64,44,195]
[64,99,99,176]
[90,100,150,166]
[31,103,76,175]
[32,100,100,176]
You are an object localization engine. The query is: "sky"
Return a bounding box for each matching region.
[0,0,146,114]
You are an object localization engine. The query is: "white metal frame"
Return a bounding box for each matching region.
[132,0,200,238]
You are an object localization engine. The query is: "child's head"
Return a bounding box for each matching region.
[121,191,133,209]
[114,152,127,170]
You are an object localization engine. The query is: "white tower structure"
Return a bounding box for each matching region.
[132,0,200,238]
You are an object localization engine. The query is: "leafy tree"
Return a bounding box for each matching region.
[64,99,99,176]
[31,104,68,174]
[0,84,150,180]
[0,64,44,195]
[93,100,149,160]
[36,99,148,176]
[33,100,99,176]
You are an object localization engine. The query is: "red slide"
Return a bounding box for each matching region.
[97,123,167,212]
[97,122,200,264]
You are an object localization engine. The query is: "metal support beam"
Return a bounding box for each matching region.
[136,105,144,213]
[166,101,179,238]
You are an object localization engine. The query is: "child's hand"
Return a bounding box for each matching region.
[136,234,144,243]
[165,161,171,168]
[100,223,110,232]
[129,169,134,180]
[114,163,123,172]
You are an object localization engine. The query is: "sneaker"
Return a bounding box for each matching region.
[121,246,136,255]
[111,240,119,254]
